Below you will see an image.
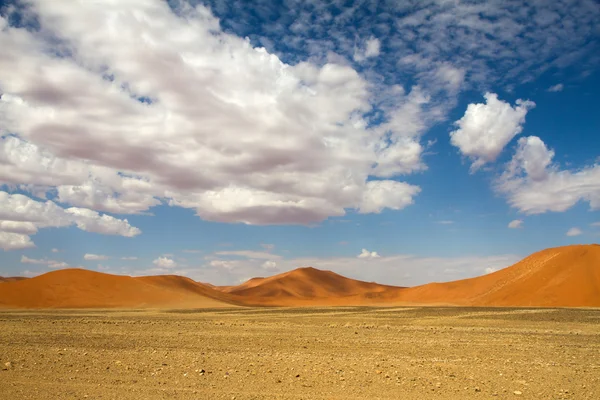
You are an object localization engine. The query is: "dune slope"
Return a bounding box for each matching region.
[0,269,238,309]
[392,244,600,307]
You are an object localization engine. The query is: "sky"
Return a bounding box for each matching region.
[0,0,599,286]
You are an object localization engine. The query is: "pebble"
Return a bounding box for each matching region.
[3,362,12,370]
[514,390,523,395]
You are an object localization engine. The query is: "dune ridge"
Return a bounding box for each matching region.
[0,245,598,308]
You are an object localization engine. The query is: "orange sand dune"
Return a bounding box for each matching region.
[223,267,402,306]
[0,269,238,309]
[0,245,597,308]
[386,244,600,307]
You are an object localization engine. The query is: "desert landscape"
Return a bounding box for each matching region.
[1,244,599,309]
[1,245,599,399]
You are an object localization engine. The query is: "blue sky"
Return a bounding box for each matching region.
[0,0,599,285]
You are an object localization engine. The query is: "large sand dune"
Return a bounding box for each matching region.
[1,245,598,308]
[0,268,238,308]
[219,267,402,306]
[393,244,600,307]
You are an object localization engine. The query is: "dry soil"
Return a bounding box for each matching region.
[1,307,599,399]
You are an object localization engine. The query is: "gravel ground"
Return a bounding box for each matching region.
[1,307,599,399]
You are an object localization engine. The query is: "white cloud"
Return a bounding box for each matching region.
[262,260,278,270]
[566,227,582,237]
[0,2,423,226]
[121,256,138,260]
[436,220,454,225]
[0,220,38,235]
[0,232,35,251]
[47,261,70,270]
[20,255,71,269]
[0,191,141,251]
[358,180,420,214]
[51,248,59,253]
[353,36,381,62]
[450,93,535,171]
[357,248,381,259]
[508,219,523,229]
[547,83,564,92]
[485,267,498,274]
[20,256,50,265]
[83,253,109,261]
[591,222,600,227]
[497,136,600,214]
[152,256,177,268]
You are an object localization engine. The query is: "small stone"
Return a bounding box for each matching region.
[295,374,300,378]
[514,391,523,395]
[475,387,481,392]
[3,362,12,370]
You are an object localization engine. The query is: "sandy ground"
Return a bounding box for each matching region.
[1,307,599,399]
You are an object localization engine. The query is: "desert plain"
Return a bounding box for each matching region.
[1,245,599,399]
[1,306,600,400]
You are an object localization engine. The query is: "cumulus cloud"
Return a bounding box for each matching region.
[358,180,420,214]
[547,83,564,92]
[450,93,535,171]
[0,1,423,227]
[508,219,523,229]
[566,227,582,237]
[152,256,177,268]
[0,191,140,250]
[0,232,35,251]
[497,136,600,214]
[357,248,380,259]
[83,253,109,261]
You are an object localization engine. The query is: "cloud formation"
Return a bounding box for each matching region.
[450,93,535,171]
[357,248,380,259]
[547,83,564,92]
[21,255,71,269]
[508,220,523,229]
[497,136,600,214]
[0,191,141,251]
[566,227,582,237]
[0,1,424,227]
[153,257,177,268]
